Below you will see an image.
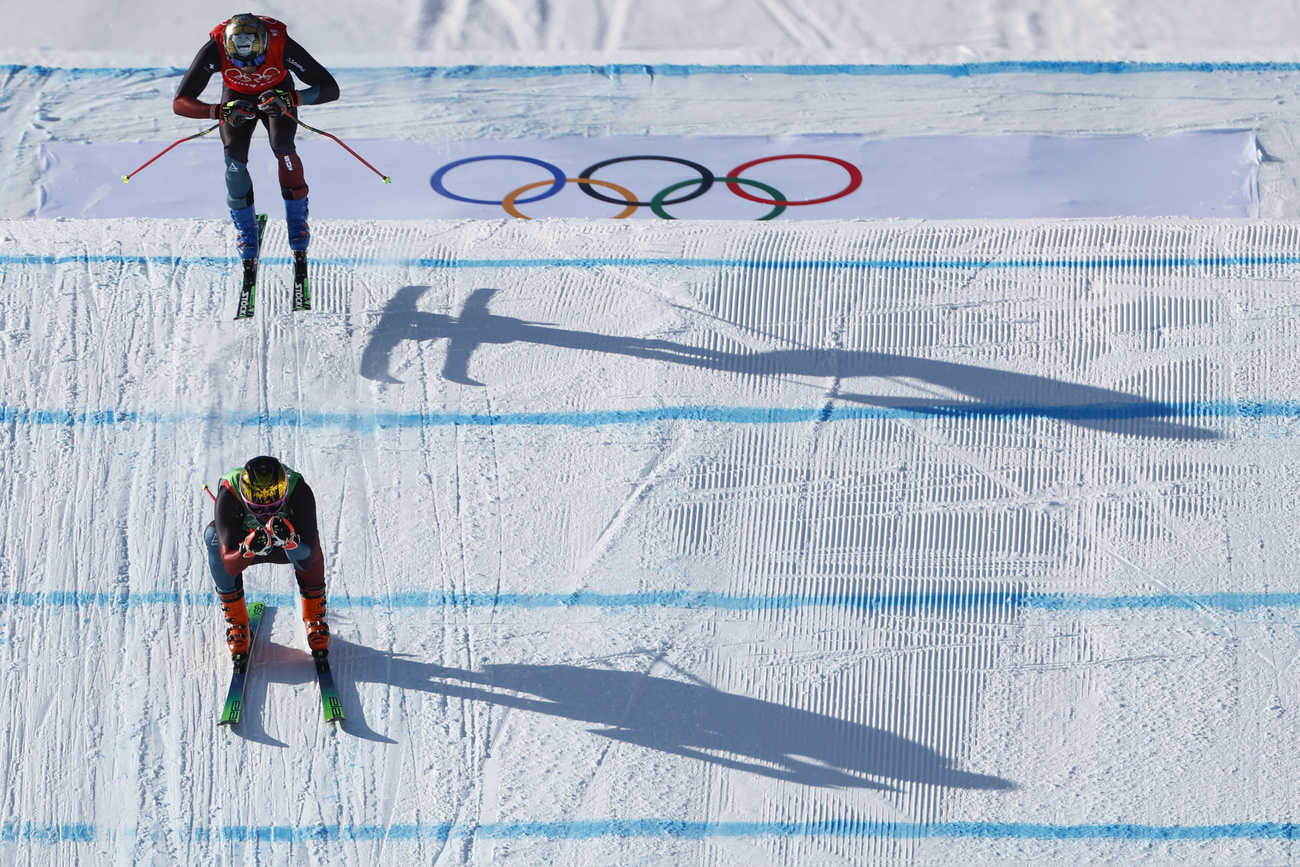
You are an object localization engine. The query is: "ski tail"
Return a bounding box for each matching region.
[218,600,266,726]
[292,249,311,312]
[315,654,345,724]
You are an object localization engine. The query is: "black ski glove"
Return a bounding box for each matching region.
[218,99,257,127]
[257,88,299,119]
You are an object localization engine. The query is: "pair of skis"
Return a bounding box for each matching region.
[218,601,344,728]
[233,213,312,320]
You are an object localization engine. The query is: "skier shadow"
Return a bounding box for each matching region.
[360,285,1219,442]
[226,611,396,746]
[228,605,292,747]
[331,639,1014,791]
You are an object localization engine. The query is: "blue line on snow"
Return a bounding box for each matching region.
[3,589,1300,613]
[13,819,1300,845]
[4,400,1300,432]
[1,822,95,843]
[8,61,1300,78]
[5,252,1300,271]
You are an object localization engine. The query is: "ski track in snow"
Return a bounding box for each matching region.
[5,215,1300,863]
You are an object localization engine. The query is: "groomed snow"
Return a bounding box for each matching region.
[8,3,1300,866]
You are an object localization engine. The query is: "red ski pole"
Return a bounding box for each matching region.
[122,123,222,182]
[292,116,392,183]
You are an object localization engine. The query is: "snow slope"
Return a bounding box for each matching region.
[9,216,1300,864]
[9,2,1300,866]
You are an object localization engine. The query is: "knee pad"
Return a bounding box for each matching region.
[223,155,254,210]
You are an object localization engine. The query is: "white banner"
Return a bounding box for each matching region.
[40,131,1259,220]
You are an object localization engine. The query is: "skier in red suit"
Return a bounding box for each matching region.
[173,14,339,262]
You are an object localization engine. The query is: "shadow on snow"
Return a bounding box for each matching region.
[288,640,1014,792]
[360,285,1218,441]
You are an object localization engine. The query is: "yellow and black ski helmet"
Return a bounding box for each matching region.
[239,456,287,509]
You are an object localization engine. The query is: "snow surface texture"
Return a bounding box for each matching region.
[10,2,1300,865]
[9,218,1300,864]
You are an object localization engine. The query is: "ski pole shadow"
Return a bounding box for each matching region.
[333,639,1013,791]
[360,285,1219,441]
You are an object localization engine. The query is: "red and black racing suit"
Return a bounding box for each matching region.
[173,18,339,199]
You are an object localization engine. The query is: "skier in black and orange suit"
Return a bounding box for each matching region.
[172,14,338,264]
[204,456,330,664]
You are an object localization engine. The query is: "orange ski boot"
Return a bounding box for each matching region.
[219,588,251,661]
[301,588,330,660]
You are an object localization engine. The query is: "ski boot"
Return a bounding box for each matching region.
[300,587,330,662]
[284,197,312,310]
[285,197,310,252]
[230,204,262,293]
[230,205,261,260]
[219,587,252,665]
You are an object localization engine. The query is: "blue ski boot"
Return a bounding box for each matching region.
[230,205,261,261]
[285,197,310,252]
[286,197,311,310]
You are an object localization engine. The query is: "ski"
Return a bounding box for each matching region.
[217,600,266,727]
[292,249,311,311]
[314,653,345,724]
[233,213,269,320]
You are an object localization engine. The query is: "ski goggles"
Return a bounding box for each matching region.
[244,494,286,517]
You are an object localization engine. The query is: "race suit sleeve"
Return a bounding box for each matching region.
[281,479,321,554]
[173,40,224,119]
[283,38,340,105]
[214,484,254,576]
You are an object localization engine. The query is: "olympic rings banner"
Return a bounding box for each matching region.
[42,132,1258,219]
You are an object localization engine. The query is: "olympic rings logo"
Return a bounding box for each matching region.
[429,153,863,220]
